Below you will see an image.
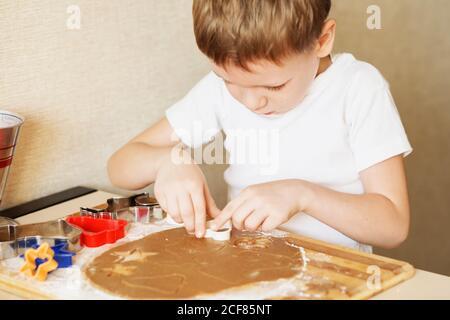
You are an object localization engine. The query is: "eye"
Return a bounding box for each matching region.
[266,84,286,91]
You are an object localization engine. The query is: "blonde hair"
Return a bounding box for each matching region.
[193,0,331,70]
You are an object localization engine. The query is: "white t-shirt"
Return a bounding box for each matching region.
[166,53,412,253]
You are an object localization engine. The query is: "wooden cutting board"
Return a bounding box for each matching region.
[0,208,415,300]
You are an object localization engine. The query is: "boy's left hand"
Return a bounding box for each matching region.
[210,179,310,232]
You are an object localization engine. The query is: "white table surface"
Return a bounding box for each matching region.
[1,190,449,300]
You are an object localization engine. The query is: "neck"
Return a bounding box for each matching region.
[316,55,332,77]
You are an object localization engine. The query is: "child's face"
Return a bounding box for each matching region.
[211,51,321,116]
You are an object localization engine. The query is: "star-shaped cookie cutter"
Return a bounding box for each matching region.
[19,242,58,281]
[20,242,75,268]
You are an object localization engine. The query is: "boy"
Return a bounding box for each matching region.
[108,0,412,252]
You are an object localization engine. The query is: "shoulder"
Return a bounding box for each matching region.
[179,71,226,109]
[191,71,224,93]
[336,53,389,93]
[172,71,226,112]
[335,54,396,122]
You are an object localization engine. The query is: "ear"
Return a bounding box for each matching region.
[315,19,336,58]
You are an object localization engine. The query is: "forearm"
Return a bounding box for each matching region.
[107,142,173,190]
[300,181,409,249]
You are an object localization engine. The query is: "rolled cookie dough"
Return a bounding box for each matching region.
[83,227,308,299]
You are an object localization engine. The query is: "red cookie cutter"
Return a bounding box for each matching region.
[66,216,127,248]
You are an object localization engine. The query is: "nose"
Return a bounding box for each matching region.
[242,93,268,112]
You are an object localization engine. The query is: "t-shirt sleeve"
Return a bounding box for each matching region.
[345,64,413,172]
[165,71,222,149]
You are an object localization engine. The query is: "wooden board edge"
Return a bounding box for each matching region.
[0,272,56,300]
[283,231,415,268]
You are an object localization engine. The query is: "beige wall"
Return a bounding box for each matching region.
[0,0,214,204]
[1,1,449,275]
[330,0,450,276]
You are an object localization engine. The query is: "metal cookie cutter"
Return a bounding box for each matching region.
[0,217,20,259]
[0,219,82,261]
[79,207,112,220]
[0,216,19,227]
[0,225,18,261]
[81,193,165,224]
[108,193,165,223]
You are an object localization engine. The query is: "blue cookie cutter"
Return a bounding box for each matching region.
[20,242,76,268]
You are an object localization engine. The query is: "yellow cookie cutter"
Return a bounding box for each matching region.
[19,242,58,281]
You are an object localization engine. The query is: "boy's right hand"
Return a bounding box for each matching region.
[154,146,221,238]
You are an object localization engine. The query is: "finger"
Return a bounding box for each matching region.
[178,194,195,233]
[156,191,168,213]
[204,185,221,218]
[261,216,280,232]
[231,200,256,230]
[210,196,245,230]
[244,210,269,232]
[191,188,206,238]
[166,195,182,223]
